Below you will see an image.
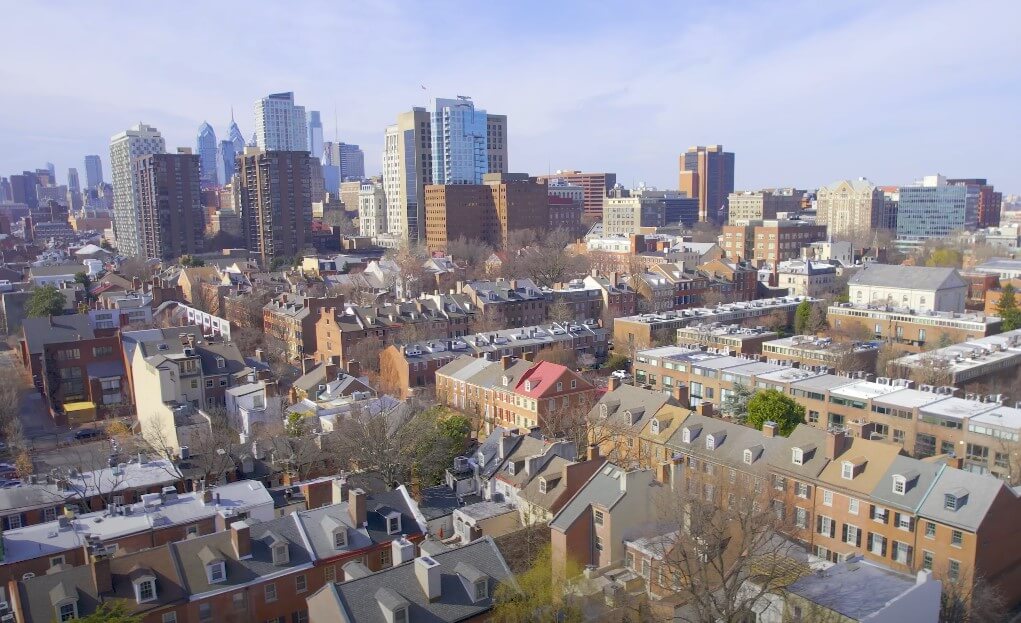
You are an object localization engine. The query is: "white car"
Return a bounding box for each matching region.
[610,370,630,380]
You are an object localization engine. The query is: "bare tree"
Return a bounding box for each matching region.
[934,566,1007,623]
[118,257,151,282]
[509,229,590,288]
[323,210,357,236]
[446,236,493,280]
[385,242,431,298]
[547,299,575,325]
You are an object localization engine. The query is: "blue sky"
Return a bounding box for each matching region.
[2,0,1018,194]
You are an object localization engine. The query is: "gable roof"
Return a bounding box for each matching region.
[666,413,780,473]
[916,466,1012,532]
[514,361,584,398]
[21,313,96,355]
[848,264,967,291]
[550,463,634,531]
[870,456,944,511]
[588,384,671,436]
[295,490,424,561]
[816,437,903,495]
[307,537,516,623]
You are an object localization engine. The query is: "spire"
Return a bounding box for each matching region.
[230,106,235,123]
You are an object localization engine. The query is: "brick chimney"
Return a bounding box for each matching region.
[608,377,621,391]
[698,401,713,417]
[91,554,112,594]
[523,351,535,362]
[825,428,848,460]
[672,383,689,407]
[332,477,349,505]
[586,444,600,462]
[347,360,361,377]
[500,355,513,370]
[349,488,367,526]
[762,421,777,438]
[231,520,251,559]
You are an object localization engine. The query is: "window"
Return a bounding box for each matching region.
[137,578,156,602]
[58,602,77,622]
[791,447,804,465]
[272,543,288,565]
[795,507,808,529]
[296,574,307,593]
[205,379,214,388]
[871,506,888,523]
[233,592,246,610]
[822,489,833,506]
[293,612,309,623]
[922,551,934,571]
[808,410,819,424]
[187,525,199,536]
[595,536,604,551]
[44,507,57,522]
[393,607,408,623]
[571,380,577,389]
[743,449,752,464]
[848,498,859,515]
[207,561,225,583]
[896,513,912,531]
[841,461,854,480]
[925,522,936,539]
[819,516,834,537]
[893,541,912,564]
[594,510,604,525]
[162,612,177,623]
[949,559,960,582]
[265,583,277,603]
[869,533,886,556]
[944,493,961,511]
[795,482,809,498]
[199,604,212,622]
[324,565,336,583]
[845,524,860,546]
[474,578,488,600]
[951,530,963,547]
[387,514,401,534]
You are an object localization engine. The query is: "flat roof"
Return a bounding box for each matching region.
[787,559,919,620]
[920,397,998,420]
[725,361,789,378]
[754,367,827,384]
[790,374,858,392]
[1,480,271,563]
[636,346,699,360]
[455,501,517,521]
[969,406,1021,430]
[830,381,903,401]
[872,387,948,409]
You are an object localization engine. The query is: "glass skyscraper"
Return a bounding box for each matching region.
[431,97,488,185]
[895,174,979,241]
[196,122,218,185]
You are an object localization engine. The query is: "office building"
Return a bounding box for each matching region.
[678,144,735,224]
[0,177,10,202]
[537,170,616,221]
[66,168,80,195]
[897,175,978,242]
[339,180,362,214]
[721,219,827,263]
[728,188,805,225]
[602,195,665,236]
[109,123,166,256]
[358,180,387,237]
[134,149,204,261]
[235,147,313,268]
[816,178,885,239]
[9,172,38,210]
[253,91,308,151]
[307,110,324,159]
[948,178,1002,228]
[84,154,103,189]
[384,99,506,242]
[424,173,548,251]
[195,121,218,186]
[338,142,365,180]
[217,112,246,185]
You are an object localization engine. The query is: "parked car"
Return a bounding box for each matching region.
[610,370,630,380]
[73,428,102,441]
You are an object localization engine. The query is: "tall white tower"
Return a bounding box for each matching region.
[109,123,165,256]
[254,92,308,151]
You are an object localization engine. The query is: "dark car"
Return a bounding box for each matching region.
[73,428,102,441]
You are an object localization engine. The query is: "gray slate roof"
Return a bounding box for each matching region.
[848,264,966,291]
[766,425,832,480]
[869,456,944,512]
[916,466,1009,532]
[786,557,918,621]
[21,314,95,354]
[666,413,780,474]
[550,463,629,531]
[295,491,423,561]
[310,537,516,623]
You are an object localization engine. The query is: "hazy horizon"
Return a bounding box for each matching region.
[2,0,1018,194]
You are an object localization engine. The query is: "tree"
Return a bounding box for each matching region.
[269,255,295,271]
[534,345,578,370]
[924,246,963,269]
[604,353,628,372]
[74,271,92,299]
[323,210,357,236]
[720,383,754,424]
[491,545,581,623]
[793,300,813,335]
[995,284,1021,331]
[547,298,575,324]
[25,285,66,317]
[385,241,431,298]
[117,257,150,282]
[508,228,590,288]
[77,603,143,623]
[936,568,1006,623]
[746,389,804,436]
[446,236,493,279]
[180,255,206,267]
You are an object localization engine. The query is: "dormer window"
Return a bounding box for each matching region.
[216,356,225,369]
[502,375,510,386]
[841,461,854,480]
[706,435,717,450]
[477,452,485,466]
[475,578,488,600]
[394,607,408,623]
[524,381,532,391]
[945,490,967,511]
[743,449,753,465]
[650,418,660,435]
[792,448,804,466]
[55,601,78,622]
[682,428,692,443]
[507,462,516,475]
[206,561,225,583]
[539,477,548,494]
[333,528,347,549]
[134,576,157,603]
[892,475,906,495]
[272,543,289,565]
[386,513,401,535]
[599,404,609,418]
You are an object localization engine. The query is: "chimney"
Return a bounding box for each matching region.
[762,421,777,438]
[202,488,213,505]
[698,402,713,417]
[392,536,416,565]
[301,356,314,375]
[672,383,689,408]
[325,361,338,380]
[186,334,196,348]
[332,477,349,506]
[347,360,361,378]
[498,433,516,460]
[608,377,621,391]
[254,347,265,363]
[523,351,535,362]
[415,556,442,601]
[91,554,113,594]
[500,354,512,370]
[348,488,367,526]
[825,428,847,460]
[587,444,600,462]
[231,520,251,559]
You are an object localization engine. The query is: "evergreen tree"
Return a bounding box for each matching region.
[996,284,1021,331]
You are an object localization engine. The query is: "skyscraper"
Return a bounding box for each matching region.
[338,143,365,181]
[678,144,735,224]
[383,97,507,241]
[0,178,11,203]
[947,178,1002,228]
[110,123,166,256]
[307,110,324,159]
[217,112,246,185]
[431,97,488,185]
[235,148,312,268]
[134,149,204,260]
[196,122,219,186]
[84,155,104,189]
[10,172,39,209]
[45,162,55,181]
[254,92,308,151]
[66,168,81,195]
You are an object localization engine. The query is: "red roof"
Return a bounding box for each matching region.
[514,361,579,398]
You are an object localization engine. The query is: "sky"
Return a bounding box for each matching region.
[1,0,1019,194]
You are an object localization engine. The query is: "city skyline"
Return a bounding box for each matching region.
[1,1,1019,194]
